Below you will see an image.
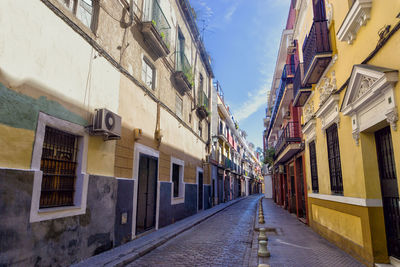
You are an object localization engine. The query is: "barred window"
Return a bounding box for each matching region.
[309,141,319,193]
[326,124,343,195]
[40,126,78,208]
[172,163,180,198]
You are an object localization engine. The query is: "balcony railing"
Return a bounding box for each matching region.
[141,0,171,57]
[275,122,302,155]
[225,158,232,170]
[267,72,288,136]
[293,63,312,107]
[302,20,332,85]
[283,64,296,82]
[174,51,193,91]
[196,90,209,119]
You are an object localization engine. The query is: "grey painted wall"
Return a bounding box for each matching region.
[114,179,134,246]
[0,169,117,267]
[158,182,198,228]
[203,185,212,210]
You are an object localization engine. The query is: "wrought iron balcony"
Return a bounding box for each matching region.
[293,63,312,107]
[174,51,193,92]
[275,122,302,156]
[302,20,332,85]
[225,158,232,170]
[140,0,171,57]
[283,64,296,83]
[266,71,288,136]
[196,90,209,120]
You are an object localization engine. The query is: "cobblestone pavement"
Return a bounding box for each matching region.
[128,195,259,267]
[260,198,365,267]
[127,196,365,267]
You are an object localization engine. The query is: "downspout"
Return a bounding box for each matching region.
[128,0,134,27]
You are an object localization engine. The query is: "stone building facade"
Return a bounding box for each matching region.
[0,0,216,265]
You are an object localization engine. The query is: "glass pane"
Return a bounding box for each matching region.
[76,0,93,28]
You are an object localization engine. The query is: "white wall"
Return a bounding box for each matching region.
[0,0,120,114]
[264,174,273,198]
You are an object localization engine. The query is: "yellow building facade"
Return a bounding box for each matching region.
[293,0,400,265]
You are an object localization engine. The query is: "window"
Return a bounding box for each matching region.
[326,124,343,194]
[175,94,183,118]
[170,157,184,204]
[198,121,202,137]
[309,141,319,193]
[142,58,155,89]
[172,164,180,198]
[58,0,96,29]
[40,126,78,208]
[30,112,89,222]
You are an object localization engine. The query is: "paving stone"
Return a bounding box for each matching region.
[259,198,364,267]
[128,196,258,267]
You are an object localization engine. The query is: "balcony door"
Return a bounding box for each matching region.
[177,29,185,66]
[375,126,400,258]
[312,0,326,21]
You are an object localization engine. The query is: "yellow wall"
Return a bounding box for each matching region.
[0,124,34,169]
[300,0,400,264]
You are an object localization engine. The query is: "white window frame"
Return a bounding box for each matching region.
[170,157,185,205]
[58,0,95,29]
[30,112,89,223]
[142,56,156,90]
[176,94,183,118]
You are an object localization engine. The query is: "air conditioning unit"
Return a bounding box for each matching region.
[92,108,122,140]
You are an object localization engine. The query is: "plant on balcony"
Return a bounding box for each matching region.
[264,148,275,168]
[185,69,194,88]
[152,19,157,27]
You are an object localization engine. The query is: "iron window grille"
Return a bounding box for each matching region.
[326,124,343,195]
[309,141,319,193]
[39,126,78,208]
[172,163,180,198]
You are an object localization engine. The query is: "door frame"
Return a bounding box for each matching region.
[132,143,160,239]
[196,166,204,212]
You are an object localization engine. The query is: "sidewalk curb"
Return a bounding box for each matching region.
[72,196,248,267]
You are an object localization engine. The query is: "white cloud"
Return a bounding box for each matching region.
[224,2,239,22]
[233,79,271,122]
[197,0,213,21]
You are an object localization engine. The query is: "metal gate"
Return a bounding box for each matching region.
[375,126,400,258]
[136,154,158,235]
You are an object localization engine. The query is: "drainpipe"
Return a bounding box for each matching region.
[128,0,134,27]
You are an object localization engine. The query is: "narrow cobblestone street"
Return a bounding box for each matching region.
[127,196,364,267]
[129,196,258,267]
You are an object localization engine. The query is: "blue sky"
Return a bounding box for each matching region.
[190,0,291,149]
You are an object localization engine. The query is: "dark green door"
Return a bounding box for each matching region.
[136,154,158,235]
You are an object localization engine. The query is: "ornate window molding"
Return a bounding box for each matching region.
[342,64,398,145]
[319,71,337,107]
[303,100,315,124]
[337,0,372,44]
[315,94,340,133]
[302,118,316,143]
